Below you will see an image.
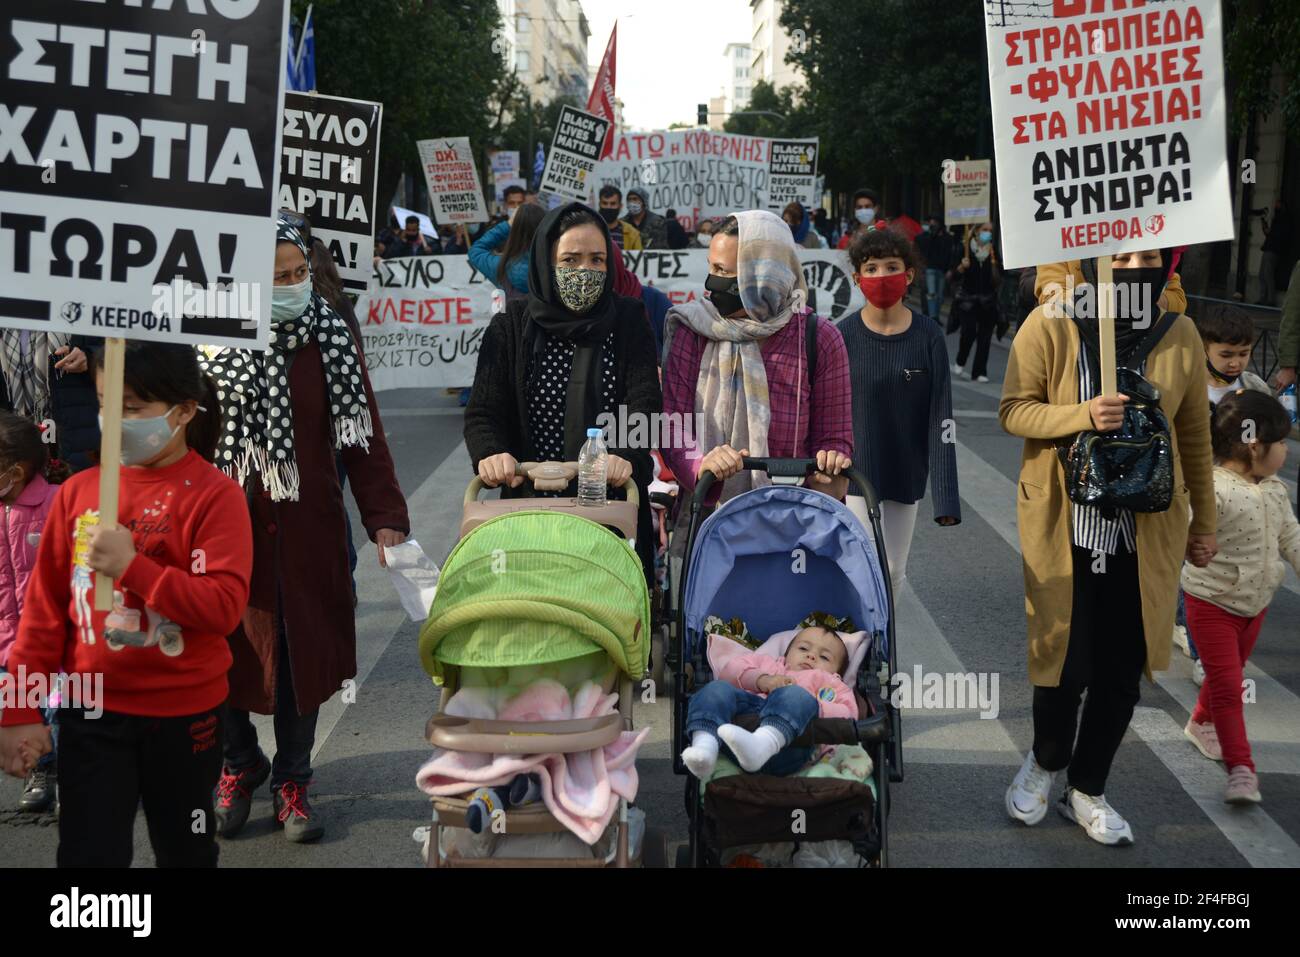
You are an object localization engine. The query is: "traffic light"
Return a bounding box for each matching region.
[698,103,708,125]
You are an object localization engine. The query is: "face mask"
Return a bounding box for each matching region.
[0,472,15,499]
[704,273,744,316]
[921,224,931,233]
[858,273,908,309]
[554,267,605,314]
[272,276,312,322]
[978,230,993,243]
[1206,356,1237,384]
[1113,265,1166,325]
[598,206,619,224]
[697,233,712,247]
[854,208,876,226]
[971,238,990,261]
[99,406,180,466]
[507,206,518,223]
[627,201,644,216]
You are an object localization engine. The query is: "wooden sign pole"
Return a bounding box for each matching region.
[1096,257,1118,398]
[94,337,125,612]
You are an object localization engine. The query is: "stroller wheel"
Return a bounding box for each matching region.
[649,629,667,700]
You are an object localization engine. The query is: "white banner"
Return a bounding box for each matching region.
[281,92,382,295]
[540,105,612,202]
[766,139,820,213]
[944,159,992,225]
[0,1,288,349]
[986,0,1233,268]
[489,150,520,178]
[417,137,489,224]
[359,248,864,391]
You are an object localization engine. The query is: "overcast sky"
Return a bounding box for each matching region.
[583,0,753,130]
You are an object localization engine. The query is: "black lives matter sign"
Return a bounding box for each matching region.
[281,92,382,295]
[766,138,818,212]
[0,0,287,348]
[540,105,610,202]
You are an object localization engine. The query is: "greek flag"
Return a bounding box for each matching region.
[286,5,316,92]
[532,144,545,189]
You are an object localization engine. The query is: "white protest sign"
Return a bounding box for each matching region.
[540,106,612,202]
[417,138,489,224]
[0,1,288,349]
[767,139,819,212]
[358,248,864,391]
[393,206,436,239]
[489,150,520,178]
[280,92,382,295]
[944,159,992,225]
[985,0,1232,268]
[494,177,527,206]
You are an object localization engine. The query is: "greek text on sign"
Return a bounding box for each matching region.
[418,138,489,224]
[985,0,1232,268]
[540,106,611,202]
[944,159,992,226]
[0,0,289,349]
[281,92,382,295]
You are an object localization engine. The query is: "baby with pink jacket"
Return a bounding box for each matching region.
[681,613,862,779]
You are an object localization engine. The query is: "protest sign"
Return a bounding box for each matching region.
[489,150,520,178]
[944,159,992,225]
[0,1,288,349]
[540,106,612,202]
[417,137,489,224]
[493,177,527,208]
[767,139,819,212]
[985,0,1232,268]
[359,248,863,391]
[393,206,436,239]
[280,92,381,295]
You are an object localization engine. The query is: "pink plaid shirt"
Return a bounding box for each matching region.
[662,309,853,502]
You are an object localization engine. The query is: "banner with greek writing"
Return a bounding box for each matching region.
[540,105,612,202]
[592,131,821,230]
[417,137,489,224]
[281,92,382,295]
[985,0,1232,268]
[944,159,992,225]
[359,248,864,391]
[0,0,287,349]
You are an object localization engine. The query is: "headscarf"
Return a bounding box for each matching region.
[524,202,620,459]
[0,330,71,424]
[662,209,809,499]
[1072,247,1175,363]
[198,219,372,501]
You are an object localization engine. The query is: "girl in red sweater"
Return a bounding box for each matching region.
[0,342,252,867]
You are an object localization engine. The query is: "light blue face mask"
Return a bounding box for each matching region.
[978,230,993,243]
[98,406,180,466]
[271,277,312,322]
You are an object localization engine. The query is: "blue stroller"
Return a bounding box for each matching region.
[671,458,901,868]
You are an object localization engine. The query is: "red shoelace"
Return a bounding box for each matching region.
[215,768,256,809]
[276,782,311,822]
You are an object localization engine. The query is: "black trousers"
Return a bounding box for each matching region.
[1032,545,1148,796]
[56,707,223,868]
[955,296,998,378]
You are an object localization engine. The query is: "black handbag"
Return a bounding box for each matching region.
[1057,312,1177,514]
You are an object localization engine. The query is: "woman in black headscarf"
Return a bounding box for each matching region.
[463,202,661,580]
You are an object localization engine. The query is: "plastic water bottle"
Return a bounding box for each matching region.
[577,427,608,507]
[1281,384,1298,424]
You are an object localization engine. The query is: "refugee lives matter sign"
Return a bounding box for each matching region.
[417,137,489,225]
[985,0,1232,268]
[540,106,610,202]
[281,92,381,295]
[766,139,818,212]
[0,0,287,349]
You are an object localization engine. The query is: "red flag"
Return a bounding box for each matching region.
[586,23,617,159]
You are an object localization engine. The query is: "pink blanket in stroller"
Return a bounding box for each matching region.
[415,679,649,845]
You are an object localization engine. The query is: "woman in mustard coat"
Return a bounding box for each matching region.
[999,249,1215,846]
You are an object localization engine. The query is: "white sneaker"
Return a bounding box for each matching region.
[952,363,965,378]
[1057,788,1134,846]
[1172,625,1190,656]
[1006,751,1056,825]
[975,375,990,383]
[1192,659,1205,686]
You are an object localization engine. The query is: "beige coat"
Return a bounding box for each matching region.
[999,306,1215,686]
[1182,466,1300,618]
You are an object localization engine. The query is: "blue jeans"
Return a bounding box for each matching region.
[685,681,817,776]
[1175,586,1200,659]
[924,268,947,323]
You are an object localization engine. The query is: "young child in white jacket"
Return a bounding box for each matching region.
[1181,390,1300,805]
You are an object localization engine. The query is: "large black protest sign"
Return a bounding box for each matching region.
[281,92,381,295]
[0,0,288,349]
[766,138,818,212]
[540,105,610,202]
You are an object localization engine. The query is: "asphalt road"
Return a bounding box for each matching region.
[3,318,1299,868]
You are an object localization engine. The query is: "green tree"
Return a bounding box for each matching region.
[295,0,508,217]
[722,80,805,139]
[1223,0,1300,134]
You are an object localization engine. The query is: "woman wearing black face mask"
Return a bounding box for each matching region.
[463,202,662,583]
[661,211,853,522]
[1000,247,1216,848]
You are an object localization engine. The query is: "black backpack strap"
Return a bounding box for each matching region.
[1124,311,1178,368]
[806,311,818,386]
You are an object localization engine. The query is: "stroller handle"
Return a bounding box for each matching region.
[693,457,880,513]
[465,462,640,512]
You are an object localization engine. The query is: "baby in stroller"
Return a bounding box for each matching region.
[681,612,859,779]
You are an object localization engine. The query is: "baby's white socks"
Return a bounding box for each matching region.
[718,724,789,772]
[681,732,719,780]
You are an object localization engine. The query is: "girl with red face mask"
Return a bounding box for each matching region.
[835,228,961,588]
